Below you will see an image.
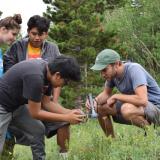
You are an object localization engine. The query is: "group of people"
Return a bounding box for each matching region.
[0,13,160,160]
[3,14,71,159]
[0,14,84,160]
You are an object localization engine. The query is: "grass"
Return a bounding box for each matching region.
[13,119,160,160]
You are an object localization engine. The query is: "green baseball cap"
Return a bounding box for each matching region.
[91,49,120,70]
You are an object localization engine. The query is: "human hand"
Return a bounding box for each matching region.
[85,98,98,112]
[65,109,86,124]
[107,95,116,106]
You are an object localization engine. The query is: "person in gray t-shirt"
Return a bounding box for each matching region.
[0,55,84,159]
[3,15,70,159]
[86,49,160,137]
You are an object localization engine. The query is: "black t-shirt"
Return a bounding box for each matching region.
[0,59,52,112]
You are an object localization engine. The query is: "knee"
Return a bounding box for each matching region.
[121,103,134,120]
[98,104,116,117]
[33,122,45,136]
[58,124,70,132]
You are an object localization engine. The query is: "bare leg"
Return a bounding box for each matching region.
[121,103,150,128]
[98,104,117,137]
[57,124,70,153]
[129,115,150,128]
[98,115,115,137]
[98,103,117,116]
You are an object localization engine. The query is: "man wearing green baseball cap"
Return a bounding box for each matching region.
[86,48,160,137]
[91,49,120,71]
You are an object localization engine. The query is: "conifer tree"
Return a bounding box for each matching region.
[43,0,117,106]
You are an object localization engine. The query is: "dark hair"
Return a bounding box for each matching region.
[48,55,81,82]
[0,14,22,30]
[27,15,50,34]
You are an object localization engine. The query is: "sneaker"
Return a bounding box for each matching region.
[59,152,68,159]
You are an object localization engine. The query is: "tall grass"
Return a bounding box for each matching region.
[14,120,160,160]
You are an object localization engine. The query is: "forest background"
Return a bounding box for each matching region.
[1,0,160,107]
[1,1,160,159]
[43,0,160,108]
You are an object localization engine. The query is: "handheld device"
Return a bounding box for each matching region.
[87,93,98,118]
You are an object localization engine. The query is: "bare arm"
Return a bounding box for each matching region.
[96,87,112,105]
[85,87,112,111]
[96,88,115,137]
[101,116,115,138]
[109,85,148,107]
[28,100,68,121]
[52,87,61,103]
[42,95,71,114]
[28,100,84,124]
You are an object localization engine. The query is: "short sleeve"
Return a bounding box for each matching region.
[129,65,147,90]
[23,75,43,102]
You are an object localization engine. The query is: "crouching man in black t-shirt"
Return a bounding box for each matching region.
[0,55,84,159]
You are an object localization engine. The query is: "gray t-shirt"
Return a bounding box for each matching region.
[106,62,160,105]
[0,59,52,112]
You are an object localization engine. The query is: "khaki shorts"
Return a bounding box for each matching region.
[144,102,160,125]
[112,101,160,125]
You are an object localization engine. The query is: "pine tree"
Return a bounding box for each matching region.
[43,0,116,107]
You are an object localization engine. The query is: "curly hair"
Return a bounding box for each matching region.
[0,14,22,30]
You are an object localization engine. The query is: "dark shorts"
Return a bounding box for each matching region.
[42,121,69,138]
[9,121,69,145]
[112,101,131,125]
[8,105,70,146]
[112,101,160,125]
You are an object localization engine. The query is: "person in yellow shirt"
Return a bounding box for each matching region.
[27,42,41,59]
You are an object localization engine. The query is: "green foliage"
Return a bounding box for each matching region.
[14,121,160,160]
[42,0,160,107]
[0,44,9,54]
[104,0,160,81]
[45,1,106,60]
[43,0,117,107]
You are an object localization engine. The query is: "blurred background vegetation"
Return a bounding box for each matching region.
[1,0,160,108]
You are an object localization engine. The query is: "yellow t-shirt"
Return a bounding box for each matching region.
[27,43,41,59]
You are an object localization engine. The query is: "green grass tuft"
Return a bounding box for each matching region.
[14,120,160,160]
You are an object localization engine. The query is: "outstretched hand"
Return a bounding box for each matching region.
[107,95,116,107]
[65,109,86,124]
[85,98,98,112]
